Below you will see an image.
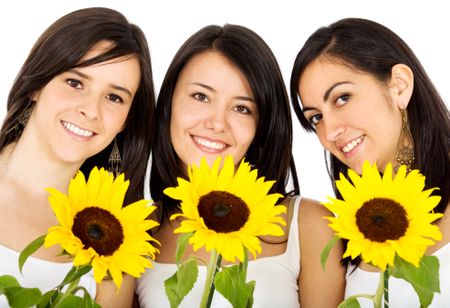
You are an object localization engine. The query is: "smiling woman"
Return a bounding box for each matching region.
[136,24,345,308]
[170,50,258,169]
[0,7,155,308]
[290,17,450,307]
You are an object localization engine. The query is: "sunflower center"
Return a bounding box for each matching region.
[356,198,409,242]
[198,191,250,233]
[72,207,124,256]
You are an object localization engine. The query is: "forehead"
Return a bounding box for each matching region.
[181,50,237,78]
[298,57,379,100]
[178,50,253,96]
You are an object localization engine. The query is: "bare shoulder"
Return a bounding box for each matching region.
[297,196,337,244]
[298,197,333,223]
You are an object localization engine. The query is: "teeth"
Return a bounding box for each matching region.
[342,136,363,153]
[193,136,227,150]
[62,121,94,137]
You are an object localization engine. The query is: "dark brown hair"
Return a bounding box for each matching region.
[290,18,449,215]
[151,24,299,224]
[0,7,155,204]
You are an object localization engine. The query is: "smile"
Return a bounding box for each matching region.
[342,135,364,154]
[62,121,95,137]
[192,135,228,151]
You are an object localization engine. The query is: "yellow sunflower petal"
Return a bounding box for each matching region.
[46,188,73,228]
[68,171,88,213]
[73,247,95,266]
[43,167,159,291]
[325,160,442,271]
[92,256,109,283]
[163,155,286,263]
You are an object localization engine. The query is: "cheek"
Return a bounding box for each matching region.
[106,108,130,134]
[235,117,257,148]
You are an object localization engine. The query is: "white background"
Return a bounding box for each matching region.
[1,1,449,201]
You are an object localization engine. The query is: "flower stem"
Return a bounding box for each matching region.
[383,266,389,308]
[200,249,220,308]
[50,277,81,306]
[373,269,385,308]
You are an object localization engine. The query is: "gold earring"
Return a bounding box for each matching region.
[395,110,415,172]
[14,107,33,139]
[108,138,122,176]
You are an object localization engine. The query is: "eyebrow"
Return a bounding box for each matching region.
[323,81,352,101]
[302,81,353,113]
[68,69,133,97]
[191,82,255,103]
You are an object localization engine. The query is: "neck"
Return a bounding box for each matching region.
[1,138,82,195]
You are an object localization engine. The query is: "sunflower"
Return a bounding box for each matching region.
[44,167,159,289]
[323,161,443,270]
[164,156,286,263]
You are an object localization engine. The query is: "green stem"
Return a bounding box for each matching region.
[200,249,220,308]
[50,277,81,306]
[373,269,385,308]
[206,254,222,306]
[383,266,389,308]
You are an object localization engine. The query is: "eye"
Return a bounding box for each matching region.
[309,113,322,126]
[192,91,209,103]
[336,93,350,107]
[233,105,251,115]
[66,79,82,89]
[106,93,124,104]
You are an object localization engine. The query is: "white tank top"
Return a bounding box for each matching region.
[345,243,450,307]
[0,244,97,307]
[136,196,302,308]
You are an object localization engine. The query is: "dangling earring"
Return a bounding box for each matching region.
[395,110,415,172]
[108,138,122,176]
[13,106,33,139]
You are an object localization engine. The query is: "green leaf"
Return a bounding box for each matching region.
[0,275,20,290]
[175,232,194,265]
[338,297,361,308]
[37,290,59,308]
[65,286,100,308]
[58,265,92,288]
[3,286,42,307]
[390,255,440,307]
[245,280,255,308]
[82,286,100,308]
[164,257,198,308]
[320,235,340,271]
[53,294,83,308]
[19,234,46,274]
[215,265,254,308]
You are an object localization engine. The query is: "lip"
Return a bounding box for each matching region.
[339,135,365,158]
[191,135,229,154]
[61,120,96,140]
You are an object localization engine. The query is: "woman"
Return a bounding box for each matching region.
[137,24,345,307]
[290,17,450,306]
[0,7,155,307]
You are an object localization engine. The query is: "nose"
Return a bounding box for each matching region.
[323,114,345,142]
[204,105,228,133]
[77,96,101,120]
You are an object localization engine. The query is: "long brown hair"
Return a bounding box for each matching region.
[0,7,156,204]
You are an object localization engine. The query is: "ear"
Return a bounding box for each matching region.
[389,64,414,109]
[29,91,40,102]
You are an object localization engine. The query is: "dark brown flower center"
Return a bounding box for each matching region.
[356,198,409,242]
[198,191,250,233]
[72,207,124,256]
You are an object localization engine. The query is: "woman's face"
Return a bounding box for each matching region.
[170,50,259,170]
[298,57,403,174]
[27,40,140,166]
